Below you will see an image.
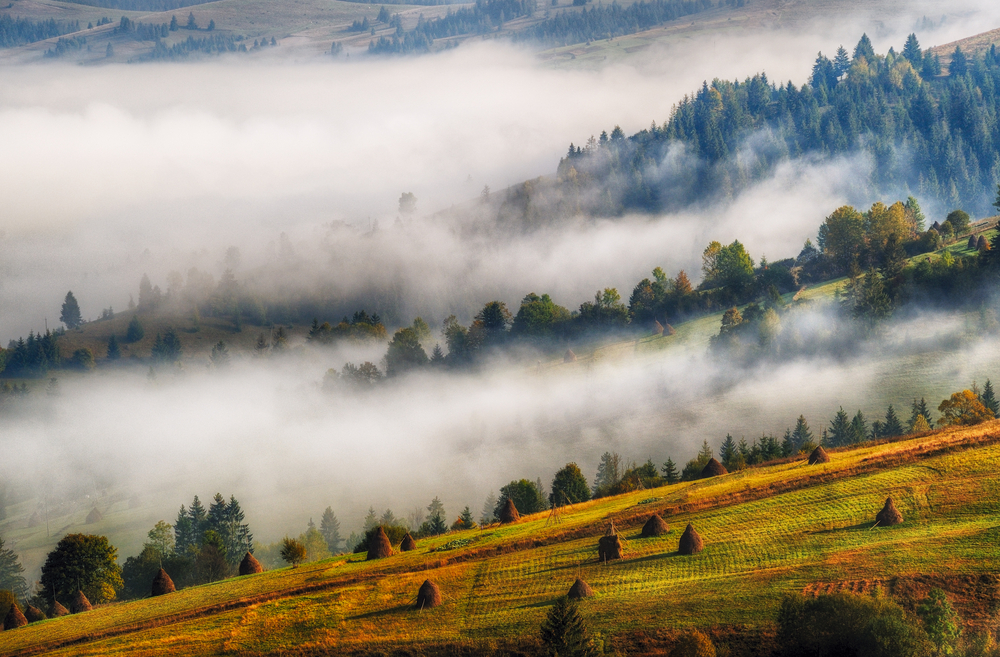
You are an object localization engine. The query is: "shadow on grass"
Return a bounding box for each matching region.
[346,603,414,620]
[810,522,878,535]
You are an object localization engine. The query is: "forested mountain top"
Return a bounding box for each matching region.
[544,32,1000,222]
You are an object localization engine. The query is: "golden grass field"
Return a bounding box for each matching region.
[4,418,1000,655]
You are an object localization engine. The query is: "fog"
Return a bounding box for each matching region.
[4,0,1000,575]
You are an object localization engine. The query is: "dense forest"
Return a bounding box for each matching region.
[556,35,1000,217]
[0,15,80,48]
[367,0,719,55]
[61,0,214,11]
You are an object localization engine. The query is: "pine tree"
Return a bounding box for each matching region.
[853,33,875,62]
[719,434,736,469]
[850,411,868,444]
[696,440,713,465]
[828,407,852,446]
[106,334,121,360]
[60,291,82,329]
[480,492,497,525]
[0,535,28,599]
[981,380,999,416]
[661,458,679,484]
[902,33,922,66]
[320,507,342,553]
[883,405,904,437]
[362,507,378,532]
[910,398,935,431]
[539,596,597,657]
[126,315,144,343]
[781,428,795,456]
[792,416,813,451]
[459,506,475,529]
[833,46,850,77]
[426,497,446,534]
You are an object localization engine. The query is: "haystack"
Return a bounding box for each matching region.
[701,458,727,478]
[564,349,577,363]
[415,579,442,609]
[979,235,989,251]
[24,605,46,623]
[400,533,417,551]
[678,523,704,555]
[808,445,830,465]
[598,534,623,562]
[875,497,903,526]
[70,590,92,613]
[50,601,69,617]
[366,526,393,560]
[969,235,979,250]
[641,514,670,537]
[3,604,27,630]
[239,551,264,575]
[653,320,665,336]
[27,511,41,527]
[499,498,520,524]
[151,568,176,596]
[665,324,677,336]
[567,578,594,599]
[86,507,103,523]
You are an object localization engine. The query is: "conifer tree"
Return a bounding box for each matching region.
[792,416,813,451]
[126,315,144,343]
[210,340,230,368]
[480,492,497,525]
[458,506,475,529]
[981,380,999,416]
[696,440,713,465]
[320,506,342,553]
[902,33,922,66]
[362,507,378,532]
[719,434,736,469]
[539,596,597,657]
[883,405,904,437]
[781,428,795,456]
[851,411,868,444]
[853,33,875,62]
[60,291,82,329]
[833,46,850,77]
[657,458,676,484]
[0,535,28,599]
[828,407,852,446]
[106,334,121,360]
[909,398,935,431]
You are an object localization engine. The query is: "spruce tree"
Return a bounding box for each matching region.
[320,507,342,553]
[828,407,852,446]
[0,535,28,599]
[851,411,868,444]
[459,506,475,529]
[902,33,922,66]
[540,596,597,657]
[126,315,144,343]
[883,405,904,437]
[833,46,850,77]
[792,415,813,451]
[719,434,736,469]
[853,33,876,62]
[981,380,999,416]
[661,458,679,484]
[60,291,82,329]
[106,334,121,360]
[910,398,935,430]
[362,507,378,532]
[781,429,795,456]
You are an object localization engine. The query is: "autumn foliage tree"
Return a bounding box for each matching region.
[937,390,994,426]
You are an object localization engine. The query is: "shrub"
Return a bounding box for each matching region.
[279,538,306,567]
[670,629,716,657]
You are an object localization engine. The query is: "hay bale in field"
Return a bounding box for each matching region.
[568,578,594,599]
[70,590,92,613]
[24,605,46,623]
[499,498,520,524]
[564,349,577,363]
[598,534,623,562]
[641,514,670,537]
[400,532,417,552]
[875,497,903,527]
[653,320,665,336]
[665,324,677,336]
[415,579,442,610]
[366,526,393,560]
[969,235,979,250]
[50,601,69,617]
[979,235,989,251]
[678,523,704,555]
[85,507,103,524]
[3,604,27,630]
[151,568,176,596]
[808,445,830,465]
[701,458,727,478]
[27,511,41,528]
[239,551,264,575]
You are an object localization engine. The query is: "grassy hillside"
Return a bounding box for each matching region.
[4,419,1000,655]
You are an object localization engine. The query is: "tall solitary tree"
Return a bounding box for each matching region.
[106,334,121,360]
[39,534,124,605]
[980,380,999,416]
[319,507,342,553]
[550,463,591,506]
[540,596,598,657]
[661,457,679,484]
[61,291,82,329]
